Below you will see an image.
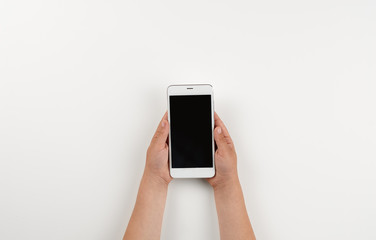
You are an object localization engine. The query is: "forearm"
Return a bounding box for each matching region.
[214,177,256,240]
[123,173,168,240]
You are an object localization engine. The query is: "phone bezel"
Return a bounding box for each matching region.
[167,84,215,178]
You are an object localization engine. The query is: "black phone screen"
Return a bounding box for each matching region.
[169,95,213,168]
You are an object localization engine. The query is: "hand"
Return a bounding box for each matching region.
[124,113,171,240]
[144,112,172,186]
[207,112,238,189]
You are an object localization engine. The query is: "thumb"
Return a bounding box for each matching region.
[214,126,231,152]
[150,118,169,150]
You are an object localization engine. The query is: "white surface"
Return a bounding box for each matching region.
[0,0,375,239]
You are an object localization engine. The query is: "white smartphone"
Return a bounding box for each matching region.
[167,84,215,178]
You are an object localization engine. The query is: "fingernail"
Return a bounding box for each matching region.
[161,121,165,128]
[217,127,222,134]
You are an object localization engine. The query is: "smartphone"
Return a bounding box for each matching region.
[167,84,215,178]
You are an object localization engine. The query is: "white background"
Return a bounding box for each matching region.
[1,0,375,239]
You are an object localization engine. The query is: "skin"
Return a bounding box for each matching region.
[123,112,256,240]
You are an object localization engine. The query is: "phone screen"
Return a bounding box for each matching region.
[169,95,213,168]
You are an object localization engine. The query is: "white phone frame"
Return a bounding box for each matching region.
[167,84,215,178]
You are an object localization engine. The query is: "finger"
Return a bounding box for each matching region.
[150,112,169,149]
[214,112,229,134]
[161,111,168,121]
[214,112,233,145]
[214,126,232,152]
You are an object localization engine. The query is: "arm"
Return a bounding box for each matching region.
[123,113,171,240]
[207,113,256,240]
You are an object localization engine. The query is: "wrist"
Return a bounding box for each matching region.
[142,170,170,190]
[212,175,241,193]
